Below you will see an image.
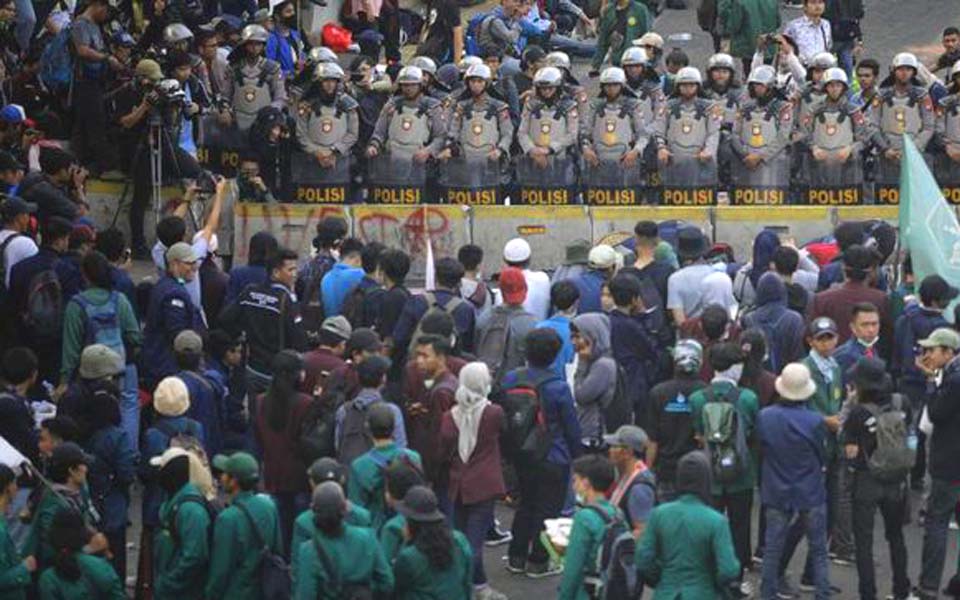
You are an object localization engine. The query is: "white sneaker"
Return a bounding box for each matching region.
[475,585,509,600]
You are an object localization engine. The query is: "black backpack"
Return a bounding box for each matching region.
[337,398,375,466]
[313,535,373,600]
[296,255,335,337]
[22,268,62,341]
[235,500,291,600]
[583,505,635,600]
[497,369,558,463]
[340,282,380,329]
[297,401,337,464]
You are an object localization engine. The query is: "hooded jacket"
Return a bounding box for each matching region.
[741,273,805,373]
[572,314,617,441]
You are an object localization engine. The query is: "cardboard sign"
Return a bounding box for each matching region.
[661,187,716,206]
[516,186,574,205]
[806,186,863,205]
[585,187,644,206]
[294,185,348,204]
[730,187,788,206]
[445,187,501,205]
[875,184,900,205]
[369,186,423,204]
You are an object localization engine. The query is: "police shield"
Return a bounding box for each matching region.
[875,156,903,205]
[440,156,502,205]
[197,113,249,177]
[367,153,427,204]
[805,153,863,205]
[289,150,351,204]
[730,155,789,206]
[514,154,578,205]
[582,159,645,206]
[660,156,717,206]
[935,152,960,205]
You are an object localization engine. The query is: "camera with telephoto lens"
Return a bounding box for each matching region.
[154,78,188,109]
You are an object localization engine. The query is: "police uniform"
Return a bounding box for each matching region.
[804,95,869,188]
[223,57,287,131]
[934,93,960,188]
[654,97,722,160]
[729,96,794,199]
[447,94,514,159]
[703,83,742,189]
[296,93,360,162]
[869,84,935,184]
[581,93,648,163]
[518,94,580,157]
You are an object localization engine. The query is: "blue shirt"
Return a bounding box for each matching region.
[178,84,197,156]
[537,314,574,378]
[321,262,365,317]
[833,337,876,387]
[501,366,581,466]
[265,28,301,75]
[176,370,226,457]
[758,403,826,511]
[572,269,607,314]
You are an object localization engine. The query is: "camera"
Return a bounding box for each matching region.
[195,169,219,195]
[154,78,188,109]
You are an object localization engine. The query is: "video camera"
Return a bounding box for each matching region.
[152,79,188,109]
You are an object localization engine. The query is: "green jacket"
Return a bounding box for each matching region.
[205,491,283,600]
[153,483,212,600]
[348,443,422,531]
[0,518,30,600]
[592,0,651,70]
[558,499,620,600]
[26,486,95,570]
[636,494,741,599]
[294,525,394,600]
[718,0,780,59]
[291,502,371,585]
[801,354,843,461]
[394,529,473,600]
[379,514,407,565]
[690,381,759,495]
[37,553,126,600]
[60,287,142,382]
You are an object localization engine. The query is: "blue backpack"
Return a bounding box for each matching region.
[41,25,75,93]
[465,11,494,56]
[71,291,125,362]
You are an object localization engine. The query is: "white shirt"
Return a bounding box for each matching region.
[523,269,551,321]
[0,229,39,288]
[783,15,833,64]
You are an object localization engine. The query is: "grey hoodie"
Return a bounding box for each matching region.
[572,313,617,442]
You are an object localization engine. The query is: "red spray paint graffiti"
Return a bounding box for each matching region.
[235,205,346,263]
[357,207,453,258]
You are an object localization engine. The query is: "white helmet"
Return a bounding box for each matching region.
[621,47,649,67]
[675,66,702,85]
[634,31,664,50]
[747,65,776,87]
[163,23,193,44]
[823,67,849,87]
[600,67,627,85]
[315,62,344,81]
[892,52,920,71]
[409,56,438,76]
[240,24,269,44]
[809,52,837,71]
[533,66,563,87]
[458,55,483,73]
[464,63,492,81]
[308,47,338,64]
[707,53,736,72]
[396,66,424,85]
[951,59,960,80]
[545,51,571,71]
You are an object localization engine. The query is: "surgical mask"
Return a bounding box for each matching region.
[575,493,585,505]
[858,337,878,348]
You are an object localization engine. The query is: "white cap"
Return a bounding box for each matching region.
[503,238,532,263]
[588,244,619,269]
[149,446,191,467]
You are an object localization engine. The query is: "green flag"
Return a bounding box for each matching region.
[898,135,960,292]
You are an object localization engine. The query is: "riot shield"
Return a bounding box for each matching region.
[288,150,351,204]
[729,155,790,206]
[366,153,428,204]
[514,154,578,205]
[935,152,960,205]
[874,155,903,205]
[582,159,646,206]
[197,114,249,177]
[805,152,863,205]
[440,156,502,205]
[660,156,717,206]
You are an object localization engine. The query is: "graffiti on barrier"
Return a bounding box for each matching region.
[235,204,346,263]
[356,207,454,260]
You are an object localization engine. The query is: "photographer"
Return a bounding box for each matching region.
[19,147,87,226]
[166,49,210,160]
[236,154,276,203]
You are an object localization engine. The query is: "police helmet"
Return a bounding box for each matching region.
[458,55,483,73]
[545,51,571,71]
[308,47,338,65]
[707,53,736,72]
[396,66,424,85]
[163,23,193,44]
[951,59,960,80]
[241,24,269,44]
[316,62,345,81]
[621,47,650,67]
[409,56,438,76]
[675,66,702,86]
[891,52,920,71]
[823,67,849,87]
[634,32,664,50]
[600,67,627,85]
[809,52,837,71]
[464,63,492,81]
[747,65,776,87]
[533,66,563,87]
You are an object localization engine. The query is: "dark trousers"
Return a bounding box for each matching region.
[713,488,753,578]
[71,79,117,173]
[852,471,910,600]
[454,498,495,586]
[105,527,126,581]
[272,490,310,559]
[508,460,567,566]
[762,504,829,600]
[778,456,847,579]
[920,478,960,592]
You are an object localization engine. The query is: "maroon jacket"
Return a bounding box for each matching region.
[440,403,506,505]
[255,393,313,493]
[403,368,458,487]
[301,347,346,395]
[811,280,893,359]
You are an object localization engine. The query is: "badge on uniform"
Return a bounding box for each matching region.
[538,122,552,146]
[402,117,413,131]
[627,16,636,25]
[603,119,617,145]
[826,123,837,136]
[750,123,763,147]
[244,90,256,103]
[895,107,906,133]
[681,120,692,134]
[321,119,333,133]
[472,122,483,137]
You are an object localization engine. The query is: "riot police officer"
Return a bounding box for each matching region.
[729,65,793,202]
[621,47,660,100]
[581,67,647,171]
[805,68,868,198]
[654,67,720,182]
[703,53,742,189]
[366,65,447,164]
[870,52,935,177]
[296,63,358,169]
[545,51,588,111]
[934,60,960,193]
[518,66,580,170]
[220,25,286,132]
[410,56,451,104]
[162,23,194,55]
[441,63,513,163]
[289,46,340,102]
[796,52,837,124]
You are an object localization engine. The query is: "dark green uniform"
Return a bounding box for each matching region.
[153,483,212,600]
[294,524,394,599]
[25,486,96,570]
[394,529,473,600]
[205,491,283,600]
[636,494,741,599]
[0,518,30,599]
[592,1,651,71]
[558,499,620,600]
[348,444,422,531]
[689,381,760,495]
[291,501,371,585]
[802,354,843,461]
[379,514,407,564]
[37,553,126,599]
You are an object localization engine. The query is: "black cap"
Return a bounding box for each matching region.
[311,481,347,519]
[808,316,838,338]
[0,151,24,172]
[842,244,876,271]
[50,442,92,472]
[846,357,891,393]
[307,457,347,485]
[708,342,743,372]
[367,402,396,435]
[920,274,959,306]
[0,196,37,221]
[396,485,445,522]
[347,328,383,355]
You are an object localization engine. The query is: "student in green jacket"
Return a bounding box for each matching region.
[0,465,34,600]
[294,481,394,599]
[151,448,213,600]
[558,455,621,600]
[589,0,651,74]
[379,460,425,564]
[37,509,126,600]
[205,451,284,600]
[291,457,372,586]
[348,403,423,531]
[718,0,780,74]
[636,450,742,599]
[688,342,759,595]
[393,486,473,600]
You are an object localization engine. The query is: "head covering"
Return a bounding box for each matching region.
[750,230,781,288]
[311,481,347,519]
[503,238,532,263]
[564,239,591,265]
[654,241,679,269]
[396,485,445,522]
[499,267,527,305]
[808,316,838,339]
[675,450,712,503]
[135,59,164,82]
[572,313,612,361]
[166,242,198,264]
[588,245,618,270]
[918,327,960,351]
[173,330,203,354]
[677,227,708,261]
[775,363,817,401]
[452,362,492,464]
[212,452,259,484]
[154,376,190,417]
[321,316,352,341]
[754,271,787,308]
[79,344,123,380]
[0,104,25,123]
[846,357,891,394]
[602,425,648,454]
[674,339,704,374]
[308,457,347,485]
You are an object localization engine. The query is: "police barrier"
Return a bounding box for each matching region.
[197,114,248,177]
[289,150,350,204]
[440,156,502,205]
[582,160,646,206]
[660,156,717,206]
[366,154,427,204]
[934,152,960,205]
[515,154,578,205]
[730,156,790,206]
[805,152,863,206]
[875,157,903,205]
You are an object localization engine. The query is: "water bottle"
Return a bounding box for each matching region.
[907,432,918,452]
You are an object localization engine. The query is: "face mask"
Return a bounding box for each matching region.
[717,363,744,383]
[575,493,585,505]
[423,379,435,390]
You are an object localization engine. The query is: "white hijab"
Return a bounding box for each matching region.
[451,362,492,464]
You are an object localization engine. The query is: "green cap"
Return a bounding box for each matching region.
[212,452,259,483]
[918,327,960,351]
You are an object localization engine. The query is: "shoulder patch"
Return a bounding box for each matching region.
[872,97,881,108]
[170,298,185,309]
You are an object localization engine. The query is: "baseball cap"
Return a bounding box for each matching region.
[311,481,347,519]
[173,330,203,354]
[808,316,838,339]
[321,316,352,341]
[0,151,24,172]
[0,104,25,124]
[212,451,260,483]
[919,275,959,306]
[588,244,618,270]
[346,328,383,355]
[308,457,347,485]
[78,344,124,380]
[0,196,37,221]
[396,485,444,522]
[499,266,527,305]
[918,327,960,351]
[603,425,648,454]
[503,238,532,263]
[50,442,93,472]
[134,59,163,82]
[166,242,198,264]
